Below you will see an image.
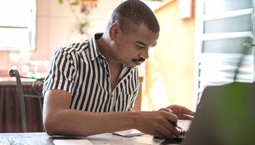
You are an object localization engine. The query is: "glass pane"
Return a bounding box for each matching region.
[0,0,31,27]
[0,28,29,50]
[204,0,252,14]
[202,37,253,54]
[204,15,252,33]
[0,0,36,51]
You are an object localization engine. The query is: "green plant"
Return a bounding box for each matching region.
[58,0,90,40]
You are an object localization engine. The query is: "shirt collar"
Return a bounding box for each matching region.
[88,33,105,61]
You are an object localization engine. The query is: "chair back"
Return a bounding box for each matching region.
[9,69,44,132]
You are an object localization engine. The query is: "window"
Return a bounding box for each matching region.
[0,0,36,51]
[194,0,255,104]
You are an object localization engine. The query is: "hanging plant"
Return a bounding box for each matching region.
[58,0,90,40]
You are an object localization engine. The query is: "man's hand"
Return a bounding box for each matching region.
[135,110,180,139]
[166,105,194,120]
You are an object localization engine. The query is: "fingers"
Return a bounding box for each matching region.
[160,111,180,138]
[176,114,194,120]
[159,108,173,113]
[161,122,180,138]
[167,105,195,118]
[137,110,180,139]
[154,126,175,139]
[163,110,178,122]
[173,111,194,120]
[181,107,194,115]
[153,121,178,139]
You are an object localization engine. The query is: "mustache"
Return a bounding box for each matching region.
[132,58,145,62]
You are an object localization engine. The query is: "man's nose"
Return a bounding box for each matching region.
[140,48,149,60]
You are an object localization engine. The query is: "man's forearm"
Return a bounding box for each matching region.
[43,90,180,139]
[44,109,137,136]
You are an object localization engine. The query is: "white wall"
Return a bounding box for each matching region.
[36,0,122,61]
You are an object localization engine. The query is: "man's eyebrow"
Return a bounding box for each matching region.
[135,41,148,47]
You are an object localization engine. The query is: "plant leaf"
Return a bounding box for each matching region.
[71,1,79,5]
[58,0,63,4]
[81,22,89,28]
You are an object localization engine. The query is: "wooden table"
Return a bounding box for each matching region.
[0,132,184,145]
[0,120,191,145]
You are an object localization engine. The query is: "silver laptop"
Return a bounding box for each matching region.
[180,82,255,145]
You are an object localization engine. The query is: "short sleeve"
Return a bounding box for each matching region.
[43,49,76,96]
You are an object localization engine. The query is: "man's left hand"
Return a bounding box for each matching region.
[166,105,194,120]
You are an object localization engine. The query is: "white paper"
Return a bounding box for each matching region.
[53,139,93,145]
[113,129,145,137]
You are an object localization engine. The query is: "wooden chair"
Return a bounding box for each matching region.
[9,69,44,132]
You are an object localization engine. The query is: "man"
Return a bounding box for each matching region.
[43,0,193,139]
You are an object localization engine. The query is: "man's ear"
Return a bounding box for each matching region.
[109,23,121,41]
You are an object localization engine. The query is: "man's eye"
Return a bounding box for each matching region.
[137,45,144,49]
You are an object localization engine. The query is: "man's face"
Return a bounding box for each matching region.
[113,24,159,68]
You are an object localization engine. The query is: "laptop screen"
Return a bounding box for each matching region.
[181,82,255,145]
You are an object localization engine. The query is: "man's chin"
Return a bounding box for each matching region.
[124,61,142,68]
[126,65,136,69]
[125,63,137,68]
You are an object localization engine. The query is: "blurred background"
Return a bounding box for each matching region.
[0,0,254,112]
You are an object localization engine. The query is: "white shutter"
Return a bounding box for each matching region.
[194,0,255,105]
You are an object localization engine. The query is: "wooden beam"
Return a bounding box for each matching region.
[153,0,176,13]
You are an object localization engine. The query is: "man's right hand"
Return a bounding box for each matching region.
[133,110,180,139]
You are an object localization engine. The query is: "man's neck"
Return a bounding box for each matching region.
[96,35,122,68]
[96,35,123,90]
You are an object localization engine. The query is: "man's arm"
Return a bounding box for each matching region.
[43,89,179,139]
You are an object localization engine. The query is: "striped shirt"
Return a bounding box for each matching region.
[43,33,139,112]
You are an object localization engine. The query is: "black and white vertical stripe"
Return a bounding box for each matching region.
[43,33,139,112]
